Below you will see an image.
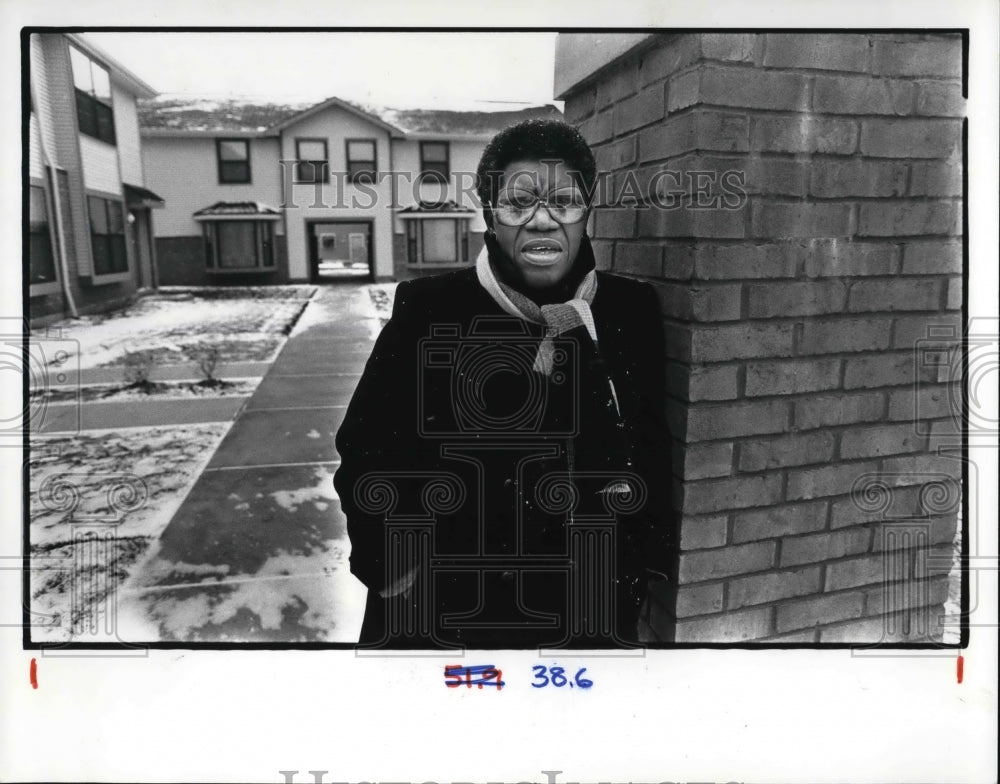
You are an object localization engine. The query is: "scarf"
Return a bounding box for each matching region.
[476,238,599,377]
[476,232,631,502]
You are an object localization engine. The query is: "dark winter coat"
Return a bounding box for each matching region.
[334,240,677,648]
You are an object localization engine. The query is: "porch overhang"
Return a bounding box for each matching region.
[193,201,282,221]
[397,199,476,220]
[124,183,165,209]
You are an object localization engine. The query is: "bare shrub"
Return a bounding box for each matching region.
[122,350,154,388]
[191,343,224,387]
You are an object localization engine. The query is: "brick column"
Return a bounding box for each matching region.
[562,33,963,642]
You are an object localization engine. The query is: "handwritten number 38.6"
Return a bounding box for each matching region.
[531,665,593,689]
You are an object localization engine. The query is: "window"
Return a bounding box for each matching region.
[29,185,57,285]
[422,220,457,263]
[87,195,127,275]
[216,139,251,184]
[70,45,115,145]
[295,139,328,184]
[405,219,470,265]
[346,139,377,184]
[420,141,450,181]
[203,221,275,271]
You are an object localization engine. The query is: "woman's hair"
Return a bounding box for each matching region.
[475,118,597,219]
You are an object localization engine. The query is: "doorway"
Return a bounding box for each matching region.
[308,220,373,283]
[129,207,157,289]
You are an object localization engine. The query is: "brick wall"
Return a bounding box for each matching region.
[156,235,289,286]
[563,33,963,643]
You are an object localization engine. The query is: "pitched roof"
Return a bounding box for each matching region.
[267,96,403,137]
[368,104,564,137]
[138,97,313,134]
[193,201,281,218]
[139,95,562,139]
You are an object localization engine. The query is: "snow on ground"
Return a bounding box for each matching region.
[34,287,314,370]
[269,465,338,513]
[114,464,362,643]
[28,422,231,643]
[288,281,396,341]
[31,378,260,403]
[118,540,365,643]
[367,283,397,327]
[286,285,346,338]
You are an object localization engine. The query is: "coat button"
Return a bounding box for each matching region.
[503,478,513,488]
[501,570,515,582]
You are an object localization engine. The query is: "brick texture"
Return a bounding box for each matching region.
[557,32,963,642]
[812,75,915,116]
[763,33,872,72]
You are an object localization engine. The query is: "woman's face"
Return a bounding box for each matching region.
[493,160,589,290]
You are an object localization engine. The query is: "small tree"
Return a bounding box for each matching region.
[192,343,224,387]
[122,350,154,392]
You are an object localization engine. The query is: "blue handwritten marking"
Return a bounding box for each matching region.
[531,665,593,689]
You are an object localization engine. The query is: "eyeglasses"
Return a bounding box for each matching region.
[492,188,589,227]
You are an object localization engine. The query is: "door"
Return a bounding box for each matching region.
[129,208,155,289]
[310,221,372,282]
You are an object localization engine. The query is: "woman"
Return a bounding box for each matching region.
[334,119,676,648]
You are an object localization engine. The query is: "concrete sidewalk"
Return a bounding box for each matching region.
[118,284,376,643]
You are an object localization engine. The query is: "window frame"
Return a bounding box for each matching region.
[294,138,329,184]
[28,179,60,292]
[345,137,377,184]
[404,217,471,268]
[419,141,451,182]
[70,44,116,146]
[216,138,252,184]
[202,219,277,273]
[86,193,129,278]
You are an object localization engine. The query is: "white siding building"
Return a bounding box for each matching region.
[28,33,162,325]
[139,96,561,284]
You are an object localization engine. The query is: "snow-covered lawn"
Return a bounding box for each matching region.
[34,286,315,371]
[28,423,231,643]
[31,378,260,403]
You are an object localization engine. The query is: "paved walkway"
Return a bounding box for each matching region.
[117,284,378,643]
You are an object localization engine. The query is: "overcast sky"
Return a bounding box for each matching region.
[83,32,561,109]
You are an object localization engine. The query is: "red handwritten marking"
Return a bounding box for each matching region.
[29,658,38,689]
[957,655,964,684]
